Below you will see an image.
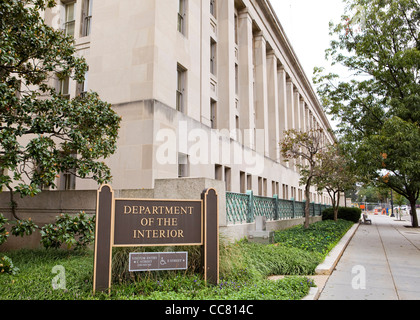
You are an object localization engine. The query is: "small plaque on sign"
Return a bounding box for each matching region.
[129,252,188,272]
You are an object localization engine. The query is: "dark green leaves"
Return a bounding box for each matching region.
[0,0,121,197]
[314,0,420,226]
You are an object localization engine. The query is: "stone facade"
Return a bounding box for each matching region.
[38,0,334,204]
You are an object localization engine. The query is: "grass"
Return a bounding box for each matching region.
[0,219,353,300]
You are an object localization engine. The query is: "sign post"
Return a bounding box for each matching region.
[93,185,219,293]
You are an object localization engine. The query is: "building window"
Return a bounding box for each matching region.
[282,184,288,200]
[59,75,70,99]
[235,63,239,94]
[263,178,267,196]
[210,0,216,18]
[76,70,88,97]
[176,64,186,113]
[247,173,252,191]
[224,166,231,191]
[178,153,189,178]
[59,154,76,190]
[210,99,217,129]
[215,164,223,180]
[81,0,93,37]
[64,2,76,37]
[234,12,239,45]
[210,39,217,75]
[178,0,187,35]
[60,170,76,190]
[240,171,246,193]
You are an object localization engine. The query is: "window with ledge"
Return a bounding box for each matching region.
[177,0,187,35]
[81,0,93,37]
[210,0,216,18]
[178,153,189,178]
[58,154,77,190]
[210,39,217,76]
[76,70,88,97]
[176,64,186,113]
[210,99,217,129]
[224,166,231,191]
[64,2,75,37]
[59,75,70,100]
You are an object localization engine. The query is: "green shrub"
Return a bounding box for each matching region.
[11,218,38,237]
[220,240,322,278]
[0,248,314,300]
[0,214,9,246]
[322,207,362,223]
[0,255,19,275]
[40,212,95,250]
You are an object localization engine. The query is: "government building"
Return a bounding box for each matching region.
[42,0,335,205]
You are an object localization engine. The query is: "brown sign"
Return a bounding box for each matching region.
[93,185,219,294]
[114,199,202,246]
[129,252,188,272]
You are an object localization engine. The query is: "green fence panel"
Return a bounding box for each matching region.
[226,192,330,224]
[226,192,249,224]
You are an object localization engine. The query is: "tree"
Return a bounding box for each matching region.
[314,0,420,227]
[357,184,391,203]
[314,143,358,221]
[393,192,406,220]
[0,0,121,219]
[280,128,327,229]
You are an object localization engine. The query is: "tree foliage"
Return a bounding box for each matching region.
[0,0,121,218]
[280,128,328,229]
[314,144,357,221]
[314,0,420,227]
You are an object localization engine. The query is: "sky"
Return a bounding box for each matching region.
[270,0,348,129]
[270,0,347,86]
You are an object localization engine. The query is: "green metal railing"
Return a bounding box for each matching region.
[226,191,330,225]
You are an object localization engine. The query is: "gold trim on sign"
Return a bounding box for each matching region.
[108,185,115,293]
[93,184,114,294]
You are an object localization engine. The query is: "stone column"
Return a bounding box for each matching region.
[286,80,295,169]
[253,32,269,156]
[300,99,306,131]
[217,0,235,135]
[294,90,301,131]
[286,80,295,131]
[305,106,309,131]
[277,68,288,165]
[293,91,302,167]
[266,51,280,162]
[238,9,254,149]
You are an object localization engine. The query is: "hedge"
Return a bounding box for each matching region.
[322,207,362,223]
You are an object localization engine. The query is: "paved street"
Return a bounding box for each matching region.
[319,213,420,300]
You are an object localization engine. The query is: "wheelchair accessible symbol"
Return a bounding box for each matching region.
[160,256,167,266]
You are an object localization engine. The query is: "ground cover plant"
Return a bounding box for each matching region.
[273,219,354,257]
[0,220,352,300]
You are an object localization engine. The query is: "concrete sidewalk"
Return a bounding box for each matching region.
[318,214,420,300]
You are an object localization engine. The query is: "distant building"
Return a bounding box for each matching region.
[42,0,334,204]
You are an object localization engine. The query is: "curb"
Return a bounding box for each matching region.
[302,222,360,300]
[315,223,359,275]
[302,287,320,300]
